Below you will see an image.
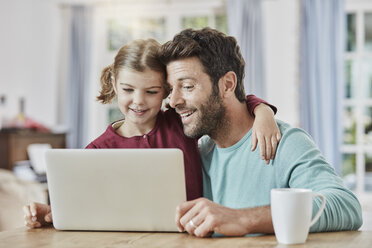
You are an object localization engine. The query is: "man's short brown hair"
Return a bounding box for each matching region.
[159,27,246,102]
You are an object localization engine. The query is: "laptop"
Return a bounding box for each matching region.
[45,148,186,232]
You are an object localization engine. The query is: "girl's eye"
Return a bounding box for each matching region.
[123,88,133,92]
[184,85,194,90]
[147,91,158,95]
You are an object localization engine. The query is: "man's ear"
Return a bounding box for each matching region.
[219,71,237,98]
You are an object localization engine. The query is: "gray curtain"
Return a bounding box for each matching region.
[66,5,92,148]
[300,0,345,174]
[226,0,266,98]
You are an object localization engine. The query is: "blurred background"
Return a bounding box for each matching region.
[0,0,371,231]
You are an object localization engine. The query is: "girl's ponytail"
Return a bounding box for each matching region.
[97,65,116,104]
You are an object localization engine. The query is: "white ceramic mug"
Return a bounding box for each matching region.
[271,188,326,245]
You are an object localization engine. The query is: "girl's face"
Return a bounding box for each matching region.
[113,68,165,133]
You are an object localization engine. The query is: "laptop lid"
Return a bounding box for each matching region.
[45,148,186,232]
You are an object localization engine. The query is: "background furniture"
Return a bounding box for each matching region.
[0,130,66,170]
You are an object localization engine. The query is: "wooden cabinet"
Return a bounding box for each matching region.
[0,130,66,170]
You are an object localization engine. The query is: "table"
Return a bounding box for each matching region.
[0,227,370,248]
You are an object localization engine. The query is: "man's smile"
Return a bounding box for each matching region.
[178,109,196,124]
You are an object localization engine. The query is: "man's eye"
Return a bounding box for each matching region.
[123,88,133,92]
[184,85,194,90]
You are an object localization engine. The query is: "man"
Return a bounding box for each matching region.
[159,28,363,238]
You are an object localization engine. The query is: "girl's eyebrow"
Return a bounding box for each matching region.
[146,86,162,89]
[119,83,162,89]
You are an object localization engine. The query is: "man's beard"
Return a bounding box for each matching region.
[183,91,226,139]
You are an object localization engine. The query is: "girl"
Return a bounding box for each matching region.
[23,39,280,228]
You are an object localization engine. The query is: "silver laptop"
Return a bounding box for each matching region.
[45,148,186,232]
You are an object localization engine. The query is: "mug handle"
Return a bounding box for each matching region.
[310,193,326,227]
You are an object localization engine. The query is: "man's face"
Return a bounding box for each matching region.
[166,57,226,138]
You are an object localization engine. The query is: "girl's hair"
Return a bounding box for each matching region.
[97,39,167,104]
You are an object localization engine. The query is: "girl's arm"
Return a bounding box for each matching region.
[245,95,281,164]
[23,202,53,228]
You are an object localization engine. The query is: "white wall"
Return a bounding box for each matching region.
[262,0,300,127]
[0,0,60,128]
[0,0,301,134]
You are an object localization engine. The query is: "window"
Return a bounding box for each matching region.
[182,16,209,29]
[182,13,227,34]
[107,18,166,51]
[91,1,227,133]
[343,1,372,193]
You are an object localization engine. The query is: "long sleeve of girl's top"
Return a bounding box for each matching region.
[245,94,277,116]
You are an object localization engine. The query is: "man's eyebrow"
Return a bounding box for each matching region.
[177,76,196,81]
[166,77,195,85]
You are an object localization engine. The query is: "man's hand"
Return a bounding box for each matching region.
[175,198,249,237]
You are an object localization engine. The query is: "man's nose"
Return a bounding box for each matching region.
[169,88,184,109]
